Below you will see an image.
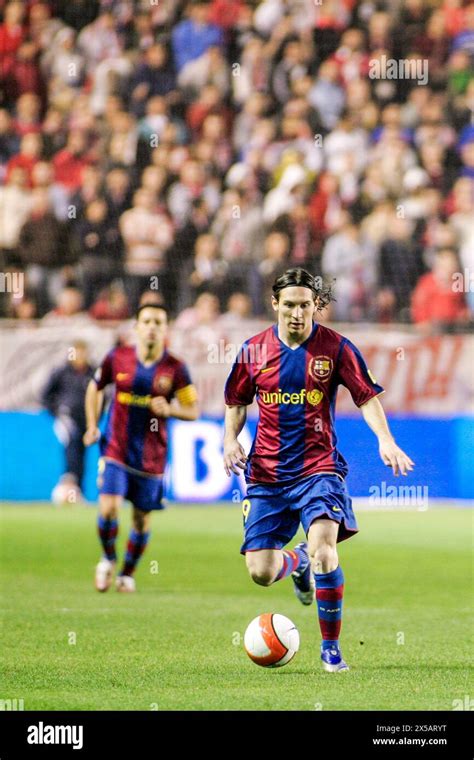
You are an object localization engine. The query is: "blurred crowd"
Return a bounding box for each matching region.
[0,0,473,332]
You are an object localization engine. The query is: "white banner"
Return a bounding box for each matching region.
[0,320,472,416]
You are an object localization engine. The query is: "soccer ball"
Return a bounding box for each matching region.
[244,613,300,668]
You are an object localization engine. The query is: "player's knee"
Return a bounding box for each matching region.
[310,543,338,573]
[245,556,277,586]
[99,500,119,520]
[248,568,275,586]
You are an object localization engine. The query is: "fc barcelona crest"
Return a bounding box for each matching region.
[155,375,172,393]
[309,356,333,382]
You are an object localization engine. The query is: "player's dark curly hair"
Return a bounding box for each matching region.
[272,268,335,312]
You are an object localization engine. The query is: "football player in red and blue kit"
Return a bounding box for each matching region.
[84,304,198,593]
[223,268,414,672]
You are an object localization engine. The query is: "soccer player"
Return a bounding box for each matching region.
[84,304,199,593]
[223,268,414,672]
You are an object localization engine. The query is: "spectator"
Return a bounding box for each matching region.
[178,44,230,99]
[119,187,174,311]
[0,167,31,267]
[171,1,223,74]
[53,131,94,193]
[42,286,90,323]
[17,188,69,315]
[322,216,376,321]
[411,248,469,331]
[89,282,130,321]
[6,132,43,187]
[378,216,426,322]
[251,231,290,317]
[0,1,27,104]
[76,198,122,309]
[131,43,177,117]
[217,291,253,328]
[183,232,228,304]
[168,158,220,228]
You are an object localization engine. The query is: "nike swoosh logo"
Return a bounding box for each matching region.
[261,367,274,374]
[332,507,341,512]
[116,373,128,380]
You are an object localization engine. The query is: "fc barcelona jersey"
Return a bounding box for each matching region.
[95,345,197,476]
[224,323,384,484]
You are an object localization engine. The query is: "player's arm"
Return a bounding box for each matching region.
[150,370,199,421]
[222,341,256,476]
[83,379,104,446]
[223,404,248,476]
[360,395,414,477]
[149,395,199,421]
[83,351,113,446]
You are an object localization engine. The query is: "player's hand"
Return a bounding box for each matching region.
[223,440,248,477]
[379,438,415,476]
[150,396,171,418]
[83,426,101,446]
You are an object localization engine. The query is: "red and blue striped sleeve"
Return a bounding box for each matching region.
[224,344,256,406]
[94,350,115,390]
[336,338,384,407]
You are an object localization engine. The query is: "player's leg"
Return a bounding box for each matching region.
[115,471,163,592]
[95,459,128,592]
[245,549,284,586]
[308,517,348,672]
[242,489,310,590]
[95,493,122,592]
[116,507,152,592]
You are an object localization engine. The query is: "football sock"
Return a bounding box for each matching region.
[97,515,118,561]
[120,529,150,576]
[275,545,307,581]
[315,565,344,650]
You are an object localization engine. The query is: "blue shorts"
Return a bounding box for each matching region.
[98,459,164,513]
[241,473,358,554]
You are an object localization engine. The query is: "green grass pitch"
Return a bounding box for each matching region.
[0,503,472,711]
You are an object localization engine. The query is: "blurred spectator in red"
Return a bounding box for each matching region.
[13,92,42,136]
[53,131,94,193]
[6,132,42,187]
[411,248,469,331]
[89,282,130,321]
[0,1,27,101]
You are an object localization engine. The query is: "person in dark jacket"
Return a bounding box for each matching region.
[41,340,95,500]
